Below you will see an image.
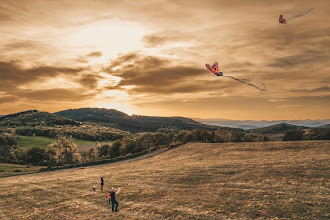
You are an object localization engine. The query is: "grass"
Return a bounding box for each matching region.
[16,135,114,150]
[0,163,46,178]
[0,140,329,219]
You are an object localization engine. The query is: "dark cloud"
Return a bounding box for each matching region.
[143,35,170,47]
[14,88,95,101]
[0,61,97,102]
[78,74,101,89]
[0,96,18,104]
[106,53,237,94]
[107,53,139,69]
[142,32,188,47]
[87,51,102,57]
[269,50,329,68]
[0,61,83,91]
[3,40,44,50]
[291,85,330,93]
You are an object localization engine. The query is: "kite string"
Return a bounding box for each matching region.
[223,76,267,92]
[287,8,313,22]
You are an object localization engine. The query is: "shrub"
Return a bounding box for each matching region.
[283,130,304,141]
[26,147,46,165]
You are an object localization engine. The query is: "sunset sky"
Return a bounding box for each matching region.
[0,0,329,120]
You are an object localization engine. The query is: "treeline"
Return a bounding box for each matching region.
[283,128,330,141]
[1,129,269,166]
[14,125,129,141]
[0,135,81,165]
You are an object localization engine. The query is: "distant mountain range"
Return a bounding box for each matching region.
[247,123,310,134]
[195,118,330,129]
[1,108,328,135]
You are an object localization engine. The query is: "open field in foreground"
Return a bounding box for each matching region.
[0,141,329,219]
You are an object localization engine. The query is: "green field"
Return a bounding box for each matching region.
[17,135,113,150]
[0,140,329,219]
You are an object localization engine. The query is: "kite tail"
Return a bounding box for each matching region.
[223,76,267,92]
[286,8,313,22]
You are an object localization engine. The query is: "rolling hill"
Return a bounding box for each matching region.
[0,110,80,127]
[55,108,238,133]
[318,124,330,128]
[247,122,309,134]
[0,140,328,219]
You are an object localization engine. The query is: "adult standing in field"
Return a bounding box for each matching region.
[101,177,104,192]
[109,187,120,212]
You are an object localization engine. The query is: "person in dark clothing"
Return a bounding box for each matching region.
[101,177,104,192]
[109,187,120,212]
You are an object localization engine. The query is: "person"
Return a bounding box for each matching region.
[93,185,96,194]
[101,177,104,193]
[109,187,120,212]
[107,191,111,204]
[279,15,287,24]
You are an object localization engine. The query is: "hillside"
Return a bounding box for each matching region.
[55,108,235,133]
[318,124,330,128]
[0,140,329,219]
[0,110,80,127]
[247,122,309,134]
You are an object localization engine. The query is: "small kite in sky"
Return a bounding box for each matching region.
[279,8,313,24]
[206,62,267,92]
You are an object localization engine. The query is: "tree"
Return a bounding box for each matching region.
[98,144,111,158]
[9,145,25,164]
[46,136,81,165]
[0,135,18,162]
[110,140,121,158]
[120,137,136,155]
[0,135,11,162]
[283,130,304,141]
[231,132,243,142]
[87,147,99,161]
[182,132,194,142]
[26,147,46,165]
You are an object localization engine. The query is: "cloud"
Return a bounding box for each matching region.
[87,51,102,57]
[0,96,19,104]
[269,49,329,68]
[105,53,235,94]
[78,74,102,89]
[0,61,83,91]
[0,60,98,102]
[276,105,303,109]
[14,88,95,101]
[142,31,189,47]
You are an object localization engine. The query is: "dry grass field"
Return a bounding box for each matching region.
[0,140,329,219]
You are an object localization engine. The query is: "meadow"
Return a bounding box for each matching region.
[16,135,113,151]
[0,140,329,219]
[0,163,46,178]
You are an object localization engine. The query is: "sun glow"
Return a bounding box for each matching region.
[64,19,147,61]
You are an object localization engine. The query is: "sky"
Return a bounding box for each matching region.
[0,0,329,120]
